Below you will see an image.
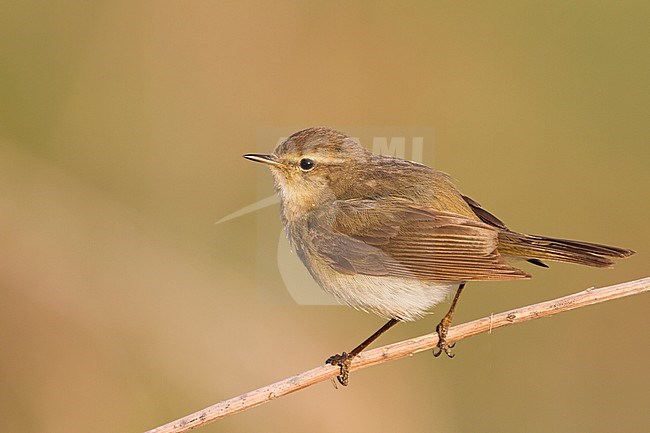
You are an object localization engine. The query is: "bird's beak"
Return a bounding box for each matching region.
[243,153,282,167]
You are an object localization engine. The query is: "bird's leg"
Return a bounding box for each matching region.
[326,318,400,386]
[433,283,466,358]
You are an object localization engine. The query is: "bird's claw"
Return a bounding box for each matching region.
[326,352,353,386]
[433,319,456,358]
[433,340,456,358]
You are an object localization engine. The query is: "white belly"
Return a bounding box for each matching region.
[311,264,459,321]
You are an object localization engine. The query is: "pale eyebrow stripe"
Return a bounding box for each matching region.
[299,155,347,164]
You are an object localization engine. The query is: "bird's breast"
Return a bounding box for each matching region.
[284,217,458,321]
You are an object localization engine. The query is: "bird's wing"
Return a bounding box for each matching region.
[461,194,509,230]
[309,198,530,282]
[461,194,550,268]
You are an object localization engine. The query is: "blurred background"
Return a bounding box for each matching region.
[1,2,648,432]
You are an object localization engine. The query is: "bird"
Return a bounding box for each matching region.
[244,127,635,385]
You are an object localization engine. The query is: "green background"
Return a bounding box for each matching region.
[1,2,648,432]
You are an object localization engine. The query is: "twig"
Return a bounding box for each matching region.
[145,277,649,433]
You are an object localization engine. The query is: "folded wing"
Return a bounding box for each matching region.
[309,199,530,282]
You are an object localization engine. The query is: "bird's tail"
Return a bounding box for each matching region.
[498,231,635,268]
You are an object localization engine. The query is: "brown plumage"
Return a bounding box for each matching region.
[309,198,531,282]
[263,127,634,285]
[462,194,634,268]
[244,126,635,384]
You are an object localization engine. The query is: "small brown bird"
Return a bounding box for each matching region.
[244,127,634,385]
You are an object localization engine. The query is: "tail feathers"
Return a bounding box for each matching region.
[527,258,549,268]
[498,232,635,268]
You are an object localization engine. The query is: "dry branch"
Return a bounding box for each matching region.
[145,277,649,433]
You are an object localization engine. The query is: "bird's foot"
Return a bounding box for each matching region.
[433,317,456,358]
[326,352,354,386]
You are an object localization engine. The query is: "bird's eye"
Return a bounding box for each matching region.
[299,158,315,171]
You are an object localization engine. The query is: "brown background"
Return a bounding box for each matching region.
[1,2,648,432]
